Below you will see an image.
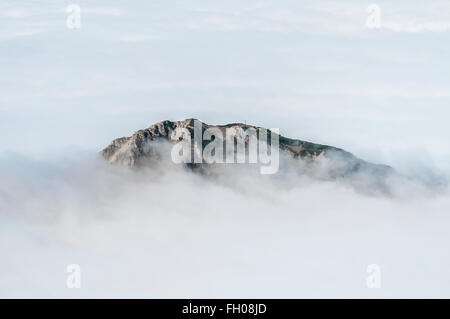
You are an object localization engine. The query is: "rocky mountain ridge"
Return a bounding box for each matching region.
[101,118,393,180]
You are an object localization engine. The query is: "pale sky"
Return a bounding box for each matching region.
[1,0,449,172]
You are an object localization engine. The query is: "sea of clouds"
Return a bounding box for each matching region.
[1,0,450,298]
[0,143,449,298]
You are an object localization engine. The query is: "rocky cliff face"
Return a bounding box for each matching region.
[101,119,185,167]
[101,118,393,181]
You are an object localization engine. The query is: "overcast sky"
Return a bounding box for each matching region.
[1,0,449,172]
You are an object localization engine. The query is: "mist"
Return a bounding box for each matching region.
[1,144,449,298]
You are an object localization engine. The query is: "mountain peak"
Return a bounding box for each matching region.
[101,118,393,180]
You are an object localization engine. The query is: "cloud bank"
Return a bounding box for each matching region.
[0,146,449,298]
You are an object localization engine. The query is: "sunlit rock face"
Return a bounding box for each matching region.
[101,119,400,195]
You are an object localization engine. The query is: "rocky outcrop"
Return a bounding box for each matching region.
[101,118,393,178]
[101,120,185,167]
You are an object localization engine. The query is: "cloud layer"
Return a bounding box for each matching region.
[0,147,449,298]
[1,0,450,298]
